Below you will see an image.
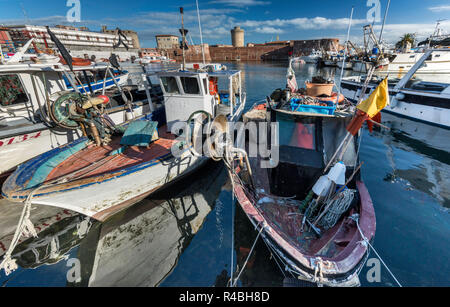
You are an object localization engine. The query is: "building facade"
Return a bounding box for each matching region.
[155,35,179,50]
[5,25,140,60]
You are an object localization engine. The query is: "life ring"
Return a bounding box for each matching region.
[59,56,92,66]
[209,78,218,95]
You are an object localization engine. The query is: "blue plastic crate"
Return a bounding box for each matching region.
[290,98,336,115]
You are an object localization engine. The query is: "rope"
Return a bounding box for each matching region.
[0,186,42,275]
[319,189,356,229]
[351,214,403,287]
[231,225,264,287]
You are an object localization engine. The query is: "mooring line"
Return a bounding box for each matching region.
[351,214,403,287]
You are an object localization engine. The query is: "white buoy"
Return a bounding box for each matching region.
[327,161,346,185]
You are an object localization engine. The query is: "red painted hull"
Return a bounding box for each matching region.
[231,159,376,286]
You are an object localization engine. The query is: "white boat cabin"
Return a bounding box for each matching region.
[157,70,245,131]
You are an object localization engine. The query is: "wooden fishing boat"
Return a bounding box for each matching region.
[0,39,157,177]
[0,161,227,286]
[1,69,246,222]
[227,92,376,286]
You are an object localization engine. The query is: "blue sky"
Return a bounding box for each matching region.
[0,0,449,47]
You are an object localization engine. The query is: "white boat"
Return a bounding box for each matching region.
[341,49,450,128]
[2,69,246,221]
[0,59,154,177]
[300,49,322,64]
[376,50,450,82]
[352,60,371,73]
[337,60,353,70]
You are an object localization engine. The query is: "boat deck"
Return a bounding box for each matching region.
[46,126,177,183]
[248,156,358,259]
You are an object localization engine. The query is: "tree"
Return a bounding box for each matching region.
[395,33,416,49]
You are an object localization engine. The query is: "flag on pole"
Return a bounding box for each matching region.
[346,78,389,136]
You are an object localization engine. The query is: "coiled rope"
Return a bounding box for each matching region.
[319,189,355,229]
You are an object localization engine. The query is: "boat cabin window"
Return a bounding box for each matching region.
[180,77,200,95]
[278,118,316,150]
[160,76,180,94]
[0,74,29,106]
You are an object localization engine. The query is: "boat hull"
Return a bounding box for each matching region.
[232,164,375,286]
[2,140,208,221]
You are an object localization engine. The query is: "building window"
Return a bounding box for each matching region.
[0,74,29,106]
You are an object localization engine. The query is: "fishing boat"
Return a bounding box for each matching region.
[341,49,450,128]
[0,161,227,286]
[1,68,246,222]
[337,60,353,70]
[220,57,389,286]
[0,39,158,177]
[300,50,323,64]
[352,60,371,73]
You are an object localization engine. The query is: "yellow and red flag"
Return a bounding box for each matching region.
[346,78,390,136]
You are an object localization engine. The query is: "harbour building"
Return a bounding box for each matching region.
[4,25,140,61]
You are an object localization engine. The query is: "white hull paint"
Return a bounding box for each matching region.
[337,61,353,70]
[29,151,208,221]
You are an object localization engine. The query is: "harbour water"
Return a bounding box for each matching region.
[0,62,448,287]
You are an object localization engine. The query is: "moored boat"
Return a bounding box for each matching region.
[0,38,159,177]
[2,69,246,221]
[341,49,450,128]
[220,61,392,286]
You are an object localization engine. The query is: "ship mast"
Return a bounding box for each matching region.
[196,0,206,64]
[180,7,187,70]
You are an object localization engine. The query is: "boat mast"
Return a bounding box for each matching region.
[180,7,186,70]
[378,0,391,45]
[336,6,354,103]
[196,0,206,65]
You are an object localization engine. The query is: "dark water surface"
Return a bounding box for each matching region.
[1,62,448,287]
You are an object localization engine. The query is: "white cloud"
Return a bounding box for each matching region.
[208,0,271,7]
[253,26,284,34]
[241,17,367,30]
[428,5,450,12]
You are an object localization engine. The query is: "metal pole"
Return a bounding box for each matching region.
[196,0,206,65]
[180,7,186,70]
[336,6,354,104]
[378,0,391,44]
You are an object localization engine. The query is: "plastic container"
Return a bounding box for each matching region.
[289,99,336,115]
[327,161,346,185]
[305,81,334,97]
[312,175,332,197]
